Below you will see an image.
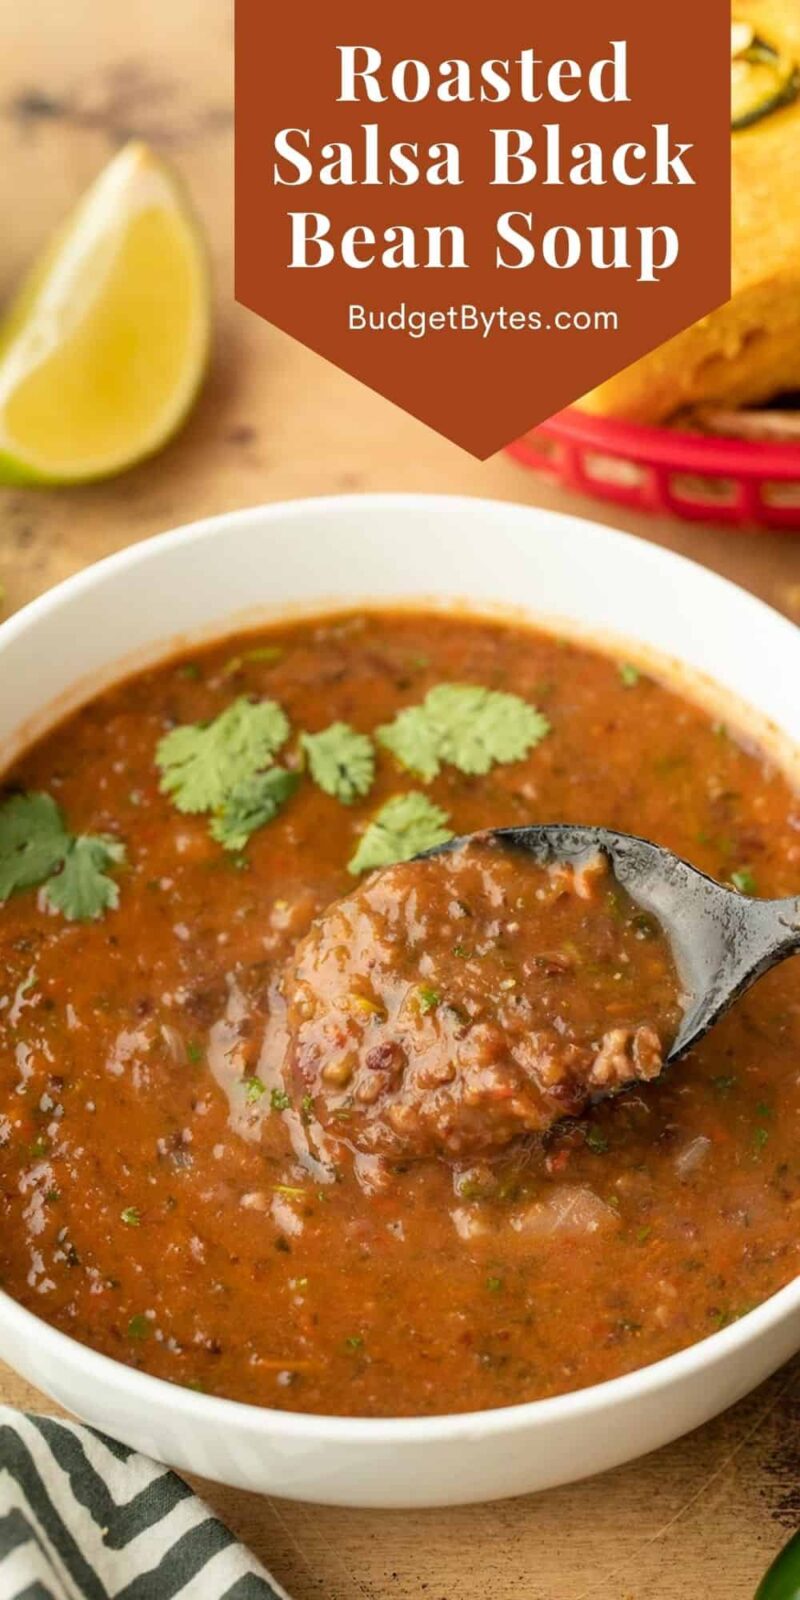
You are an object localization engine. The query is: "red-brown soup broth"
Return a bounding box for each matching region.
[0,609,799,1418]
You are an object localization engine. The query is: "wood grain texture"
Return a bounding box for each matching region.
[1,2,800,1595]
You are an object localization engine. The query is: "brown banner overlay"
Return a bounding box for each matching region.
[235,1,731,457]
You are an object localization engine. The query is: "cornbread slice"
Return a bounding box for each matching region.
[577,1,800,424]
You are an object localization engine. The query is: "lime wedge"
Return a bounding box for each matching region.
[0,141,210,485]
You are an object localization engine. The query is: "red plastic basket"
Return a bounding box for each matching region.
[508,408,800,531]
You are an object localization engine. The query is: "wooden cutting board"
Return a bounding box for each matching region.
[2,3,800,1594]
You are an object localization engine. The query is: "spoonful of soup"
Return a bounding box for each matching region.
[281,826,800,1162]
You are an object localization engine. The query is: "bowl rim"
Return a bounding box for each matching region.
[2,489,799,1447]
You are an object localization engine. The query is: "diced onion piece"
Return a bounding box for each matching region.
[160,1024,187,1064]
[674,1135,712,1180]
[451,1204,493,1242]
[511,1185,619,1238]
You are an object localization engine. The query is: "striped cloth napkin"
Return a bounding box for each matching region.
[0,1406,289,1599]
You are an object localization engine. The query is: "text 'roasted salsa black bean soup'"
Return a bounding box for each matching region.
[0,609,798,1418]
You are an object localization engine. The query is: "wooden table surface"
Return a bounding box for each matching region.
[2,3,800,1596]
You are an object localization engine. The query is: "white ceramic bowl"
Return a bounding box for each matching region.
[1,494,799,1509]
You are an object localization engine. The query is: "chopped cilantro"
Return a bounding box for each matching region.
[0,792,125,921]
[712,1074,737,1097]
[271,1087,291,1112]
[486,1276,503,1293]
[186,1040,203,1064]
[127,1313,150,1340]
[156,697,290,814]
[753,1125,770,1153]
[617,663,641,688]
[455,1174,488,1201]
[345,1334,364,1350]
[120,1206,140,1227]
[209,768,299,852]
[583,1125,610,1154]
[418,986,441,1013]
[243,1075,267,1102]
[301,723,375,805]
[348,792,453,875]
[653,753,686,778]
[730,867,757,895]
[222,645,284,677]
[301,1093,314,1122]
[246,645,284,664]
[378,684,550,780]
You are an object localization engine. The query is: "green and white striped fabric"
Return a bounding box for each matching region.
[0,1407,289,1599]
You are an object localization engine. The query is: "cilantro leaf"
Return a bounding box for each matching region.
[348,792,453,875]
[379,704,441,781]
[243,1075,267,1102]
[209,768,299,851]
[0,792,71,900]
[156,697,290,814]
[302,723,375,805]
[43,834,126,921]
[378,685,550,780]
[0,790,125,921]
[0,791,126,920]
[418,986,441,1013]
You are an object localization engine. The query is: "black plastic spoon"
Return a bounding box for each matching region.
[426,824,800,1065]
